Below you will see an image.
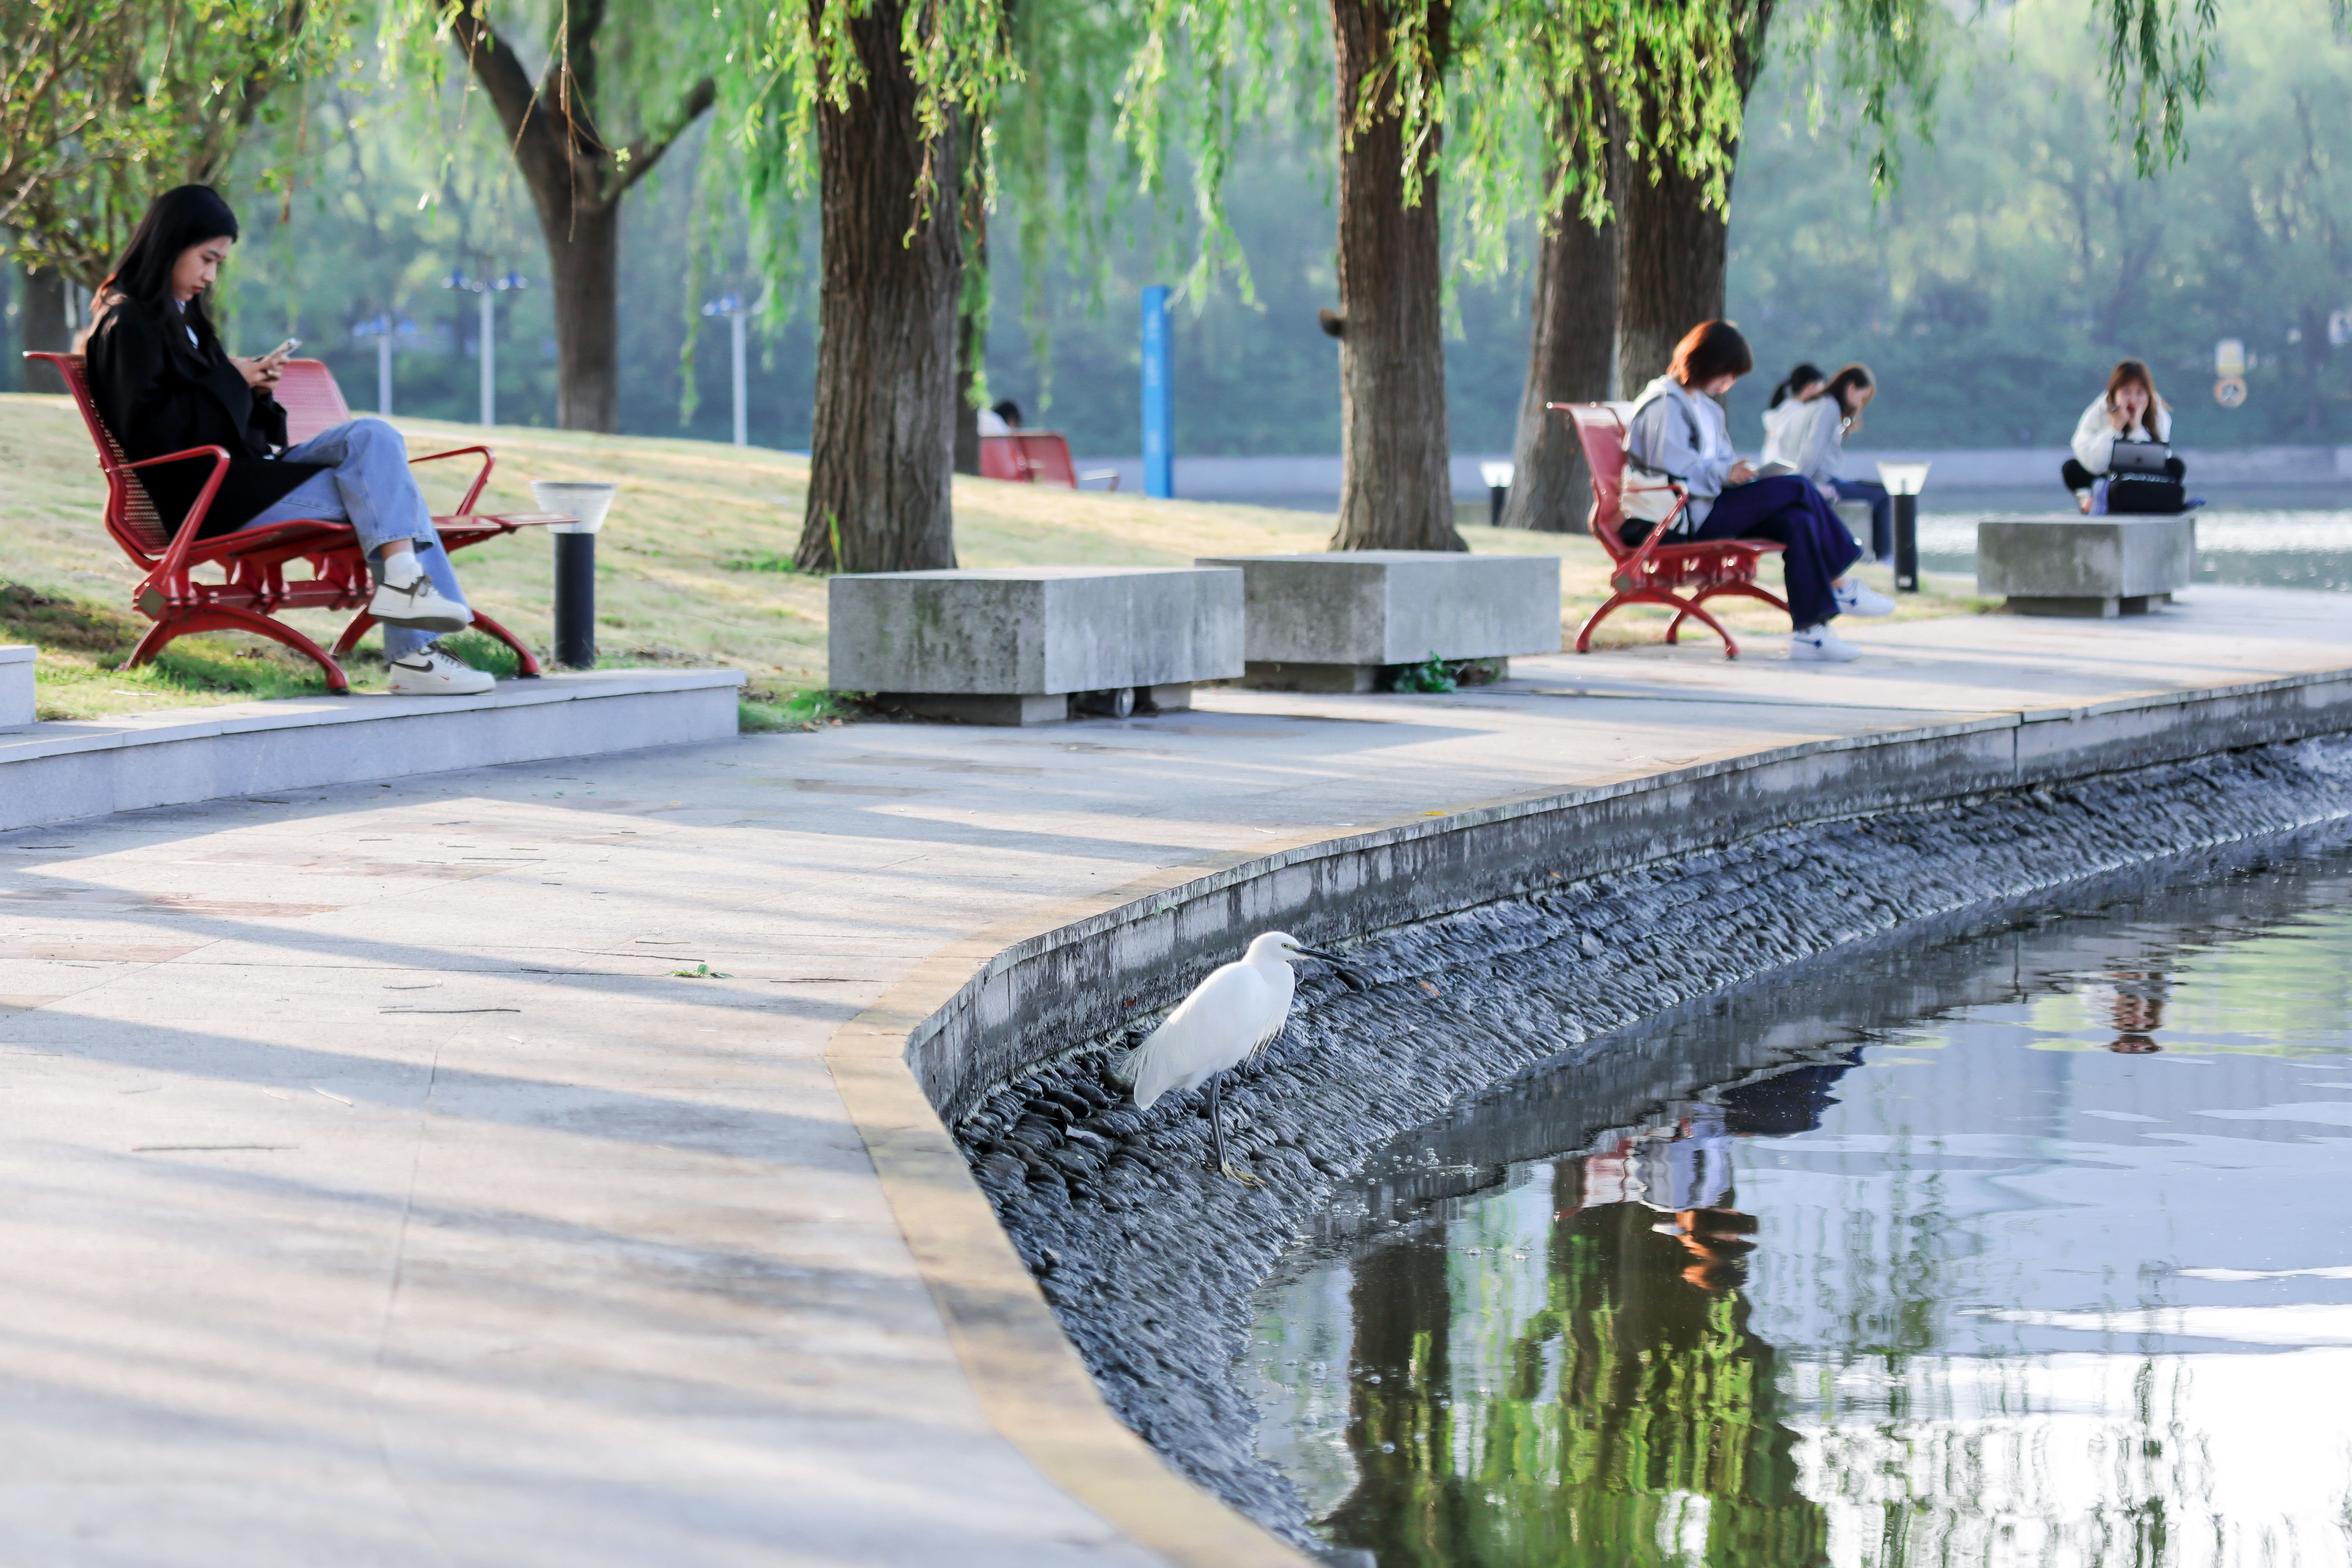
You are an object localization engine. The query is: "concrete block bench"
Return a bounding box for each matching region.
[1,645,31,730]
[827,566,1244,725]
[1193,550,1560,692]
[1977,515,2196,617]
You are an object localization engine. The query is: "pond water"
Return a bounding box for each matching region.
[1245,845,2352,1568]
[1916,503,2352,591]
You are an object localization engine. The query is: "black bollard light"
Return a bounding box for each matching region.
[1876,461,1932,593]
[1481,461,1513,529]
[529,481,618,668]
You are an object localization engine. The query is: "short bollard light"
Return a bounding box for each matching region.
[529,481,618,669]
[1876,461,1932,593]
[1481,461,1514,529]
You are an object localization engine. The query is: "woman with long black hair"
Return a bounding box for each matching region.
[83,185,493,694]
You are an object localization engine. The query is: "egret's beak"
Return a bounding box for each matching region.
[1288,945,1347,962]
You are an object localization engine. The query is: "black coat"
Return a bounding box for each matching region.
[83,297,328,540]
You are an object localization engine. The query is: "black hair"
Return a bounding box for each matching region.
[990,398,1023,429]
[1768,362,1827,409]
[1669,320,1754,387]
[94,185,241,349]
[1822,362,1875,415]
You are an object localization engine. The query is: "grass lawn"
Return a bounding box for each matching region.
[0,392,1992,725]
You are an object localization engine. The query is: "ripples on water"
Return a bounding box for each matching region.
[1246,849,2352,1568]
[1917,507,2352,591]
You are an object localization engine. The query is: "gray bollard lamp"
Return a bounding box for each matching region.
[529,481,618,669]
[1875,461,1932,593]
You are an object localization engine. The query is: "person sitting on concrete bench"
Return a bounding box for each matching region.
[83,185,494,696]
[1759,360,1825,455]
[1765,363,1893,564]
[2064,359,2187,514]
[1627,321,1892,664]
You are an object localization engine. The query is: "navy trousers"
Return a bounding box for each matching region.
[1830,477,1893,561]
[1689,475,1862,630]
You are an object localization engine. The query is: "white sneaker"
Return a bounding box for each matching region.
[388,644,496,695]
[370,570,473,634]
[1834,578,1896,617]
[1789,624,1862,663]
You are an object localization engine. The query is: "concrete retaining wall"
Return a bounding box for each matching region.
[909,665,2352,1122]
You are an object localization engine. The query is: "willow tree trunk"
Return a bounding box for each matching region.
[539,203,622,432]
[795,0,962,572]
[1499,205,1617,532]
[1327,0,1463,552]
[17,265,67,392]
[1612,11,1770,392]
[1612,152,1730,394]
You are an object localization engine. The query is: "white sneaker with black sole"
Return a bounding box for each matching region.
[1834,577,1896,616]
[1789,624,1862,663]
[370,570,473,635]
[388,644,496,695]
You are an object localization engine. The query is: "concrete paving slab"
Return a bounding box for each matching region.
[0,583,2347,1565]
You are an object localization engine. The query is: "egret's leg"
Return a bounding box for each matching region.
[1208,1072,1261,1186]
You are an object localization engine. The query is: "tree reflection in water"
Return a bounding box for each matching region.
[1321,1100,1836,1568]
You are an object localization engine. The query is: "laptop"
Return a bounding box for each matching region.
[2108,441,2172,475]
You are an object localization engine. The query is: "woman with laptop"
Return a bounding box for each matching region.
[2064,360,2187,513]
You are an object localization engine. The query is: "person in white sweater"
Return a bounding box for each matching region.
[1762,363,1888,561]
[2064,360,2184,511]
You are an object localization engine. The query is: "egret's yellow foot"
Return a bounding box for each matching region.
[1220,1160,1263,1187]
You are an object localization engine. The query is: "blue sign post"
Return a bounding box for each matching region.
[1141,285,1173,498]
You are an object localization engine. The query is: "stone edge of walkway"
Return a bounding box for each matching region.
[827,659,2352,1564]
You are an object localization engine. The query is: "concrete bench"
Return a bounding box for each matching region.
[1192,550,1561,691]
[1977,515,2196,617]
[827,566,1244,725]
[1,645,31,729]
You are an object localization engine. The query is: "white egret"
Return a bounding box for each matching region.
[1126,930,1346,1184]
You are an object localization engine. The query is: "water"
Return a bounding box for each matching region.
[1245,848,2352,1568]
[1917,503,2352,591]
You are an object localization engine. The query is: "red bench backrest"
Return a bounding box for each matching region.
[978,432,1080,488]
[1565,403,1635,559]
[28,350,177,559]
[273,359,352,444]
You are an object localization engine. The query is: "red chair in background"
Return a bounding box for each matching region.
[1554,401,1787,660]
[29,352,552,692]
[978,431,1120,490]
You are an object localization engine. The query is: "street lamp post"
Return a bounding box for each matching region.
[352,314,416,415]
[445,270,526,427]
[701,294,747,447]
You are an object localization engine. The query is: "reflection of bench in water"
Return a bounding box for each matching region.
[978,432,1119,490]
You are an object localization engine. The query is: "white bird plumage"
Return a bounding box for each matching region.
[1125,930,1345,1183]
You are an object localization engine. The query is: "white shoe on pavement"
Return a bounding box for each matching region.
[1834,577,1896,616]
[1789,624,1862,663]
[388,644,496,695]
[370,569,473,634]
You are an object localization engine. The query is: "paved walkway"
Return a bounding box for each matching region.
[2,586,2347,1566]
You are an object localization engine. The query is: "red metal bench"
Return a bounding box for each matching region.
[1554,401,1788,660]
[978,431,1119,490]
[27,350,554,692]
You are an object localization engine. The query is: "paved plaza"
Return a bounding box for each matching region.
[2,586,2347,1566]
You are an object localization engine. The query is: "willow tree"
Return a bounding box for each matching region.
[718,0,1014,572]
[4,0,356,337]
[396,2,719,432]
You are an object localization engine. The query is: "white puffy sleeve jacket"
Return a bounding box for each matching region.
[2071,395,2172,474]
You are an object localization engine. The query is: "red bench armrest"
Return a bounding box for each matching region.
[408,443,495,515]
[120,444,234,577]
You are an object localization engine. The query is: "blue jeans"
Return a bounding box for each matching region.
[244,418,469,660]
[1830,477,1893,562]
[1689,475,1862,630]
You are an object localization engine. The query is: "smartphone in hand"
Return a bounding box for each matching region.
[262,336,302,364]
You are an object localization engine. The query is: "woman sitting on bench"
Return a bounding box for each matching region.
[1627,321,1892,664]
[2064,359,2186,514]
[84,185,494,696]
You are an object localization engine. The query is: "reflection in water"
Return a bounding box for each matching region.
[1249,852,2352,1567]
